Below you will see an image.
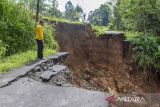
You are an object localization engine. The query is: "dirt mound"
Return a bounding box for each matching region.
[53,22,160,94]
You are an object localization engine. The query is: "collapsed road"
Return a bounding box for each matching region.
[52,21,160,94]
[53,21,138,93]
[0,52,110,107]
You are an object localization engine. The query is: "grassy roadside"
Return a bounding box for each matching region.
[43,16,83,25]
[125,31,143,40]
[0,49,57,73]
[91,25,109,37]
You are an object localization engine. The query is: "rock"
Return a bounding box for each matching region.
[40,71,58,80]
[49,65,67,72]
[34,66,41,71]
[62,69,70,79]
[47,63,54,67]
[82,74,91,80]
[123,89,128,93]
[63,69,70,74]
[43,66,48,70]
[129,67,133,71]
[55,82,62,86]
[117,82,123,89]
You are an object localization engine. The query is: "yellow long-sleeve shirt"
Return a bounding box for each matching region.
[35,24,44,40]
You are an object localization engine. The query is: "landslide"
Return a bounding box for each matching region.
[52,22,160,94]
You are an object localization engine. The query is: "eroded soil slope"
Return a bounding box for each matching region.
[53,22,159,94]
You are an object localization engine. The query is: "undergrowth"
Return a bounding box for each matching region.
[0,49,57,73]
[91,25,109,37]
[43,16,83,24]
[0,0,59,73]
[131,35,160,72]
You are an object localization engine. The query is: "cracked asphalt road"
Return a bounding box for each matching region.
[0,77,109,107]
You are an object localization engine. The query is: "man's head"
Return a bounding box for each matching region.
[39,20,44,26]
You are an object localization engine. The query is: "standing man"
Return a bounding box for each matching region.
[35,20,44,60]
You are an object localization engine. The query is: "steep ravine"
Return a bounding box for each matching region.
[51,22,160,94]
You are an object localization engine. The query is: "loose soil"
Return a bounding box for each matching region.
[53,22,160,94]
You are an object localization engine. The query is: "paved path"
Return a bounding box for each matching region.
[105,31,124,35]
[0,78,109,107]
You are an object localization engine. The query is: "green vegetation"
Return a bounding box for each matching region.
[43,16,83,24]
[125,32,143,40]
[132,36,160,71]
[114,0,160,35]
[0,40,6,59]
[43,24,59,50]
[19,0,62,18]
[0,0,35,56]
[0,0,59,73]
[110,0,160,74]
[88,3,111,26]
[19,0,84,21]
[0,49,57,73]
[125,31,160,73]
[91,25,109,36]
[65,1,84,21]
[91,0,160,75]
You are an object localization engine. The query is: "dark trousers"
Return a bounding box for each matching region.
[36,39,43,59]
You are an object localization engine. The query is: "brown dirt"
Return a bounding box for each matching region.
[53,22,160,94]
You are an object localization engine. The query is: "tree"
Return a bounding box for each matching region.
[18,0,62,18]
[47,0,62,17]
[73,5,84,21]
[115,0,160,35]
[75,5,83,14]
[88,3,111,26]
[64,1,84,21]
[112,0,123,30]
[65,1,74,20]
[18,0,45,13]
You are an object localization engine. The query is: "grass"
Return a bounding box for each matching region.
[91,25,109,37]
[43,16,83,25]
[91,25,143,40]
[125,31,143,40]
[0,48,57,73]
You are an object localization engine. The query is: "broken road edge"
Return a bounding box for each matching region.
[0,52,69,88]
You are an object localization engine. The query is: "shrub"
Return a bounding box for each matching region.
[44,24,59,50]
[91,25,108,37]
[0,49,57,73]
[0,0,35,56]
[0,40,6,59]
[125,31,143,40]
[132,35,160,71]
